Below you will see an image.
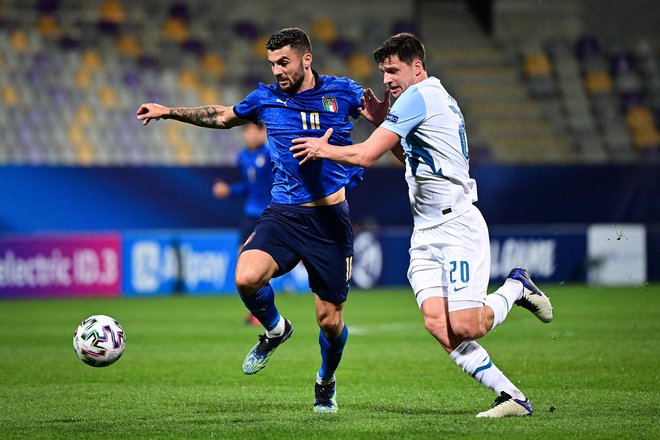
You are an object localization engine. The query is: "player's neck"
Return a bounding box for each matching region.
[296,69,316,94]
[414,71,429,85]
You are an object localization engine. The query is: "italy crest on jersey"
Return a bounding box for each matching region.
[322,97,338,112]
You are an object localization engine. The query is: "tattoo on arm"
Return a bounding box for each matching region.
[169,106,224,128]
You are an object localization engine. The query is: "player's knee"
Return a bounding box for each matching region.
[234,270,266,296]
[451,321,488,341]
[317,314,343,337]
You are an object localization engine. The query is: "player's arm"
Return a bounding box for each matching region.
[136,103,247,129]
[291,127,400,168]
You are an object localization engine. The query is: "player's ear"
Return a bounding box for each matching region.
[414,59,423,75]
[303,53,312,69]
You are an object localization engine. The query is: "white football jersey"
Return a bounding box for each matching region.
[380,77,478,229]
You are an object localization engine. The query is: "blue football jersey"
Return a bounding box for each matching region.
[234,71,364,204]
[230,143,274,217]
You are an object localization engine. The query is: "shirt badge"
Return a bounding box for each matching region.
[386,113,399,123]
[322,97,338,112]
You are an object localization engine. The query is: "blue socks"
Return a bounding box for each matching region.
[318,324,348,383]
[239,284,280,331]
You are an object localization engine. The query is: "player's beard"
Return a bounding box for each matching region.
[277,62,305,93]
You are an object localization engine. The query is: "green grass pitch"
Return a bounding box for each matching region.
[1,284,659,439]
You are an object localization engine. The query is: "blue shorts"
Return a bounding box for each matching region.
[242,201,353,304]
[238,215,260,246]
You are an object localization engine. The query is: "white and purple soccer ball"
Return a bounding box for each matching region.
[73,315,126,367]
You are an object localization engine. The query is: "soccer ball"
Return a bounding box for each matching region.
[73,315,126,367]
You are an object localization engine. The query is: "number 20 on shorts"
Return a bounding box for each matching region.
[449,260,470,284]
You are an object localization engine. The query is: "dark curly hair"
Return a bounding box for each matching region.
[373,33,426,69]
[266,28,312,57]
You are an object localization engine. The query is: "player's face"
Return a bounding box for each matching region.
[379,55,422,98]
[267,46,309,93]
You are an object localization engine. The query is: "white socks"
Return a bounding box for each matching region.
[485,278,523,330]
[450,340,525,401]
[266,316,285,338]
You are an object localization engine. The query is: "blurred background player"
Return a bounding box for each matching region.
[137,27,364,413]
[212,123,272,326]
[291,33,553,418]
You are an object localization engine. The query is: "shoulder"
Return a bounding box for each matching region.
[319,75,362,93]
[393,83,425,110]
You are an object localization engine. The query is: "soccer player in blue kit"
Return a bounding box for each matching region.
[292,33,554,418]
[137,28,363,413]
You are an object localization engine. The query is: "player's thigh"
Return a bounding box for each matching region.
[235,249,279,290]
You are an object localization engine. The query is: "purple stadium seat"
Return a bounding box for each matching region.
[391,20,417,36]
[137,55,157,70]
[27,69,42,87]
[122,71,141,88]
[98,20,120,36]
[20,125,34,144]
[233,20,259,41]
[59,35,80,50]
[169,3,190,22]
[28,108,43,124]
[183,38,205,57]
[330,38,353,60]
[242,73,264,90]
[147,89,164,103]
[37,0,59,14]
[621,91,645,111]
[576,36,600,60]
[28,145,43,163]
[51,87,68,107]
[611,52,636,77]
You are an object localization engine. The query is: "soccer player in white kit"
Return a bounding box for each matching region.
[291,33,554,417]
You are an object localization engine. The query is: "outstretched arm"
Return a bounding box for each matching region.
[136,103,246,129]
[291,127,401,168]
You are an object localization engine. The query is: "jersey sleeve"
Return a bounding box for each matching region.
[233,87,263,123]
[380,86,426,139]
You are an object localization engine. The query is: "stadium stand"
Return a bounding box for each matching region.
[0,0,658,165]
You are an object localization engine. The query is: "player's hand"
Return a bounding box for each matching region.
[290,128,333,165]
[360,88,390,126]
[212,180,231,199]
[136,103,169,125]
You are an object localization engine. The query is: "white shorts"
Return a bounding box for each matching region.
[407,205,490,312]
